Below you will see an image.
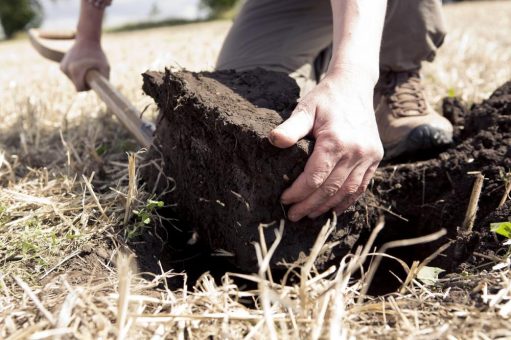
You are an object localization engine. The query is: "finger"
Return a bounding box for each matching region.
[73,70,87,92]
[269,104,314,148]
[69,64,88,92]
[334,162,378,215]
[281,135,343,204]
[306,163,368,219]
[101,64,111,80]
[287,160,355,222]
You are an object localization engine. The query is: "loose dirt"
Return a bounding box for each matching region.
[139,69,510,290]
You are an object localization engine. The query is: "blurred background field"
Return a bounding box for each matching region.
[1,1,511,338]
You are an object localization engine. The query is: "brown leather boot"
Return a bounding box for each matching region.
[374,70,453,160]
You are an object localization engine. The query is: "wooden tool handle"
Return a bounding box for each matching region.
[28,29,155,147]
[85,70,154,147]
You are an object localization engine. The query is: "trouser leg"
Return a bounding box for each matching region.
[380,0,446,71]
[217,0,446,94]
[216,0,332,96]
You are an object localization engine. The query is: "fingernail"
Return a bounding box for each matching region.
[281,193,291,205]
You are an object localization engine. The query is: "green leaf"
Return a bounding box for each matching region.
[447,87,456,98]
[491,222,511,239]
[21,241,38,254]
[417,266,445,285]
[147,200,164,210]
[143,217,151,225]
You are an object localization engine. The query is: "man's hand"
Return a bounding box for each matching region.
[60,40,110,91]
[269,71,383,222]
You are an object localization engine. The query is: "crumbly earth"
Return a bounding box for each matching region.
[373,82,511,271]
[140,69,510,288]
[141,69,373,275]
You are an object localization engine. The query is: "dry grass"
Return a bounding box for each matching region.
[423,1,511,105]
[1,1,511,338]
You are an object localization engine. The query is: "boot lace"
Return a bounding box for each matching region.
[377,71,427,117]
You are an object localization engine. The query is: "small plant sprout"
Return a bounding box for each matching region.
[490,222,511,239]
[125,199,165,240]
[498,170,511,208]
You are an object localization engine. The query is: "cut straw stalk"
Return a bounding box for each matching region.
[359,228,447,299]
[117,254,135,339]
[462,172,485,233]
[498,172,511,209]
[124,153,137,224]
[254,222,285,340]
[14,276,56,326]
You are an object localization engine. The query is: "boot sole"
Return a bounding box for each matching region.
[383,124,453,160]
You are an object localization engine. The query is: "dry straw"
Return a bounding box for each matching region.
[2,1,511,338]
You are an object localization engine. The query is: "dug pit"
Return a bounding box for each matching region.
[138,69,511,289]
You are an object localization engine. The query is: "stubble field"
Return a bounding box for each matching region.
[1,1,511,338]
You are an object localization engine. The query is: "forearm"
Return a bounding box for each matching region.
[328,0,387,86]
[76,0,109,44]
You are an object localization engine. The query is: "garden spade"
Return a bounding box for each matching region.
[28,29,154,147]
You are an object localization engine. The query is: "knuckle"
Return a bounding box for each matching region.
[306,172,327,189]
[294,102,313,116]
[329,139,345,154]
[317,134,344,155]
[320,183,341,197]
[342,183,360,196]
[351,145,366,159]
[357,184,368,195]
[348,142,384,162]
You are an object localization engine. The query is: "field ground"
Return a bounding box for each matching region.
[1,1,511,338]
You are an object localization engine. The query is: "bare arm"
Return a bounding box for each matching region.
[270,0,387,221]
[328,0,386,86]
[60,0,111,91]
[76,0,107,44]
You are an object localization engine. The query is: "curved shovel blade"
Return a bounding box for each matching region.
[28,29,75,63]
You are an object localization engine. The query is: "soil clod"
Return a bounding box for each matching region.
[140,69,511,289]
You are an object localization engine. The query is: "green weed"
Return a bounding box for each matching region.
[125,199,165,240]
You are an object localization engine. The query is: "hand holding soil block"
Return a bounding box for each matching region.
[141,69,367,273]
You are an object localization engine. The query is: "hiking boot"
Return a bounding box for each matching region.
[374,70,453,160]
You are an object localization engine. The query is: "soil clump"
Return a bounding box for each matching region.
[139,69,511,288]
[141,69,370,275]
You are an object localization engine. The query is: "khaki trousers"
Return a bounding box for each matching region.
[216,0,446,95]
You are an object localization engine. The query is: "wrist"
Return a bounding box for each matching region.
[76,0,105,45]
[324,65,378,99]
[75,36,102,48]
[326,61,379,89]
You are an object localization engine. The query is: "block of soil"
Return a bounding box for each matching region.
[141,69,369,273]
[141,66,511,289]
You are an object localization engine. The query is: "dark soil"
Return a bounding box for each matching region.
[141,69,371,276]
[137,68,511,290]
